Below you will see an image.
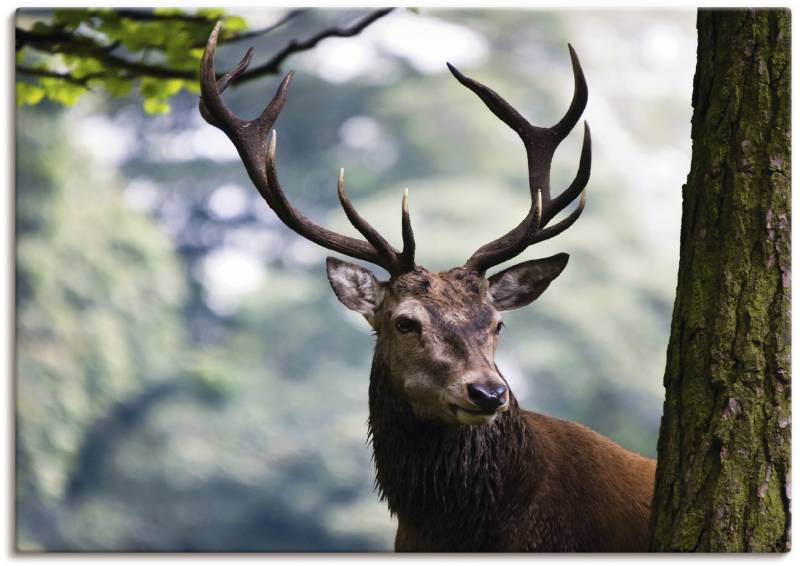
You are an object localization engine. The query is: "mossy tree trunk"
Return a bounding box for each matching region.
[649,9,791,552]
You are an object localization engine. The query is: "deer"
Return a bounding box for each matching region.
[199,23,656,552]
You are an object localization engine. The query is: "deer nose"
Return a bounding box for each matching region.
[467,382,508,412]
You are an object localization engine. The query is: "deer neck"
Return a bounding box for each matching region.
[367,353,539,546]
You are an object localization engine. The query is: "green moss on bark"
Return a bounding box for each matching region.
[649,9,791,552]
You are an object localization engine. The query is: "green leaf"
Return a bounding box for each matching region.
[31,21,52,33]
[152,7,185,17]
[222,16,247,33]
[143,98,170,114]
[161,79,185,97]
[118,19,149,52]
[139,77,160,98]
[16,83,46,106]
[53,8,93,28]
[102,76,134,97]
[69,56,104,79]
[97,16,123,37]
[196,8,226,20]
[183,80,201,95]
[39,78,86,106]
[140,77,185,100]
[164,29,194,66]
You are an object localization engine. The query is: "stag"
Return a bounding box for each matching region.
[199,23,656,552]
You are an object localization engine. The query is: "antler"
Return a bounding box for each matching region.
[199,22,415,276]
[448,45,591,275]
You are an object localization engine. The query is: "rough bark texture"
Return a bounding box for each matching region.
[649,9,791,552]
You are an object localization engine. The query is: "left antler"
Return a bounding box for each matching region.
[448,45,591,275]
[199,23,415,276]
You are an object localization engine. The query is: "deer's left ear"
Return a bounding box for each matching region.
[488,253,569,311]
[326,256,384,326]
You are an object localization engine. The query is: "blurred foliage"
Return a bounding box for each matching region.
[17,105,174,492]
[15,103,248,550]
[15,7,692,552]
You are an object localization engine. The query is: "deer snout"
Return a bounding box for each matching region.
[467,381,508,412]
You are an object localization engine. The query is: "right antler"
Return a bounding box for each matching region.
[448,45,591,275]
[199,23,415,276]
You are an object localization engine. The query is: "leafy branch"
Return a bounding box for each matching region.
[16,7,393,112]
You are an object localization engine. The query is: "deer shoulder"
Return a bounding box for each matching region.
[516,411,656,551]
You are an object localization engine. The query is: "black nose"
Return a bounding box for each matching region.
[467,383,508,412]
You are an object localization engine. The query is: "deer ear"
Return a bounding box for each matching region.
[326,257,383,324]
[488,253,569,311]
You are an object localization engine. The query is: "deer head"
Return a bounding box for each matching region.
[200,23,590,427]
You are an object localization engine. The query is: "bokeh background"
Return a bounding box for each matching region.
[16,8,696,551]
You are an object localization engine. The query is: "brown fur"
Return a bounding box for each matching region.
[363,268,656,552]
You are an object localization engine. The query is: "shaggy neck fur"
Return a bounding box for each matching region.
[367,352,539,550]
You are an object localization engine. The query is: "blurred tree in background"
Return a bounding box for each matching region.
[15,7,695,551]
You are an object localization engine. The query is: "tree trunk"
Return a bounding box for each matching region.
[649,9,791,552]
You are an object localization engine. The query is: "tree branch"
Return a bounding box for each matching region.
[17,28,197,81]
[16,26,77,49]
[16,8,394,89]
[232,8,394,85]
[16,65,92,87]
[219,8,310,46]
[112,8,217,23]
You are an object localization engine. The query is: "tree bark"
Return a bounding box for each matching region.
[649,9,791,552]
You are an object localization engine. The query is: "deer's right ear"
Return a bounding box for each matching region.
[326,257,383,325]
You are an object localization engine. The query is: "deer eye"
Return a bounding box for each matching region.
[395,316,420,334]
[495,321,504,335]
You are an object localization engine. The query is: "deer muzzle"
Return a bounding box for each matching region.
[447,371,509,425]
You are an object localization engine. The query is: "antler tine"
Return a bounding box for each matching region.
[216,47,254,93]
[541,122,592,226]
[337,168,400,264]
[532,191,585,244]
[199,22,244,129]
[200,22,293,145]
[452,45,591,275]
[266,132,414,274]
[200,24,415,277]
[550,44,589,143]
[446,62,533,138]
[400,188,415,271]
